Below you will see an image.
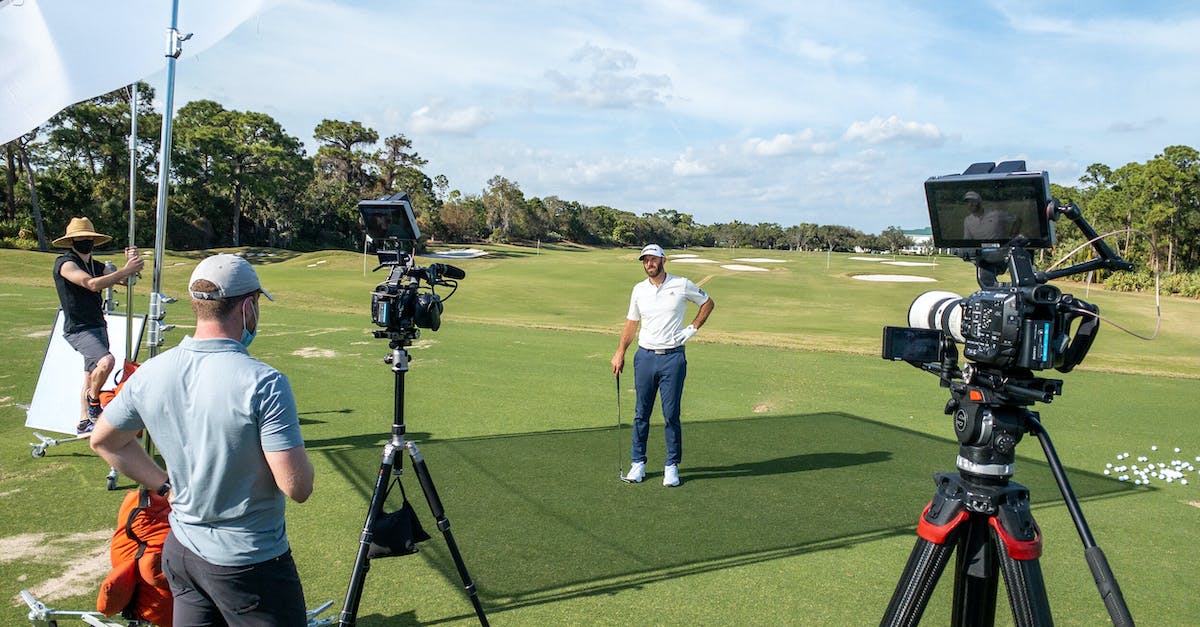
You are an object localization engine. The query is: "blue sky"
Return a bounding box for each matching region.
[146,0,1200,233]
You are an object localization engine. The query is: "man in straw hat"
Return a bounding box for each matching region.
[51,216,143,434]
[91,253,313,625]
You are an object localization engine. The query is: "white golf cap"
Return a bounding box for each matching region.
[639,244,666,259]
[963,191,982,201]
[189,254,274,301]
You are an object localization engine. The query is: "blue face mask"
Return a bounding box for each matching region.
[240,298,258,348]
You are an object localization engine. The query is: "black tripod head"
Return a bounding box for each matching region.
[944,365,1062,480]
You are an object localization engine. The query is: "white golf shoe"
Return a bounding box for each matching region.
[624,461,646,483]
[663,464,680,487]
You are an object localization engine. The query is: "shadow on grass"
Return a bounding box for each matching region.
[321,411,1136,623]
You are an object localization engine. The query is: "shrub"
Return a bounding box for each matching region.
[1160,272,1200,298]
[1104,270,1200,298]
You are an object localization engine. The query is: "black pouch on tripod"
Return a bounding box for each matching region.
[368,482,431,559]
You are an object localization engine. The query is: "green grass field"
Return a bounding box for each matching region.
[1,245,1197,625]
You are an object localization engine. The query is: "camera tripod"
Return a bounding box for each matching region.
[339,339,489,626]
[881,378,1133,626]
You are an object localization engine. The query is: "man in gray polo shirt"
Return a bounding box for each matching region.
[611,244,715,487]
[91,253,314,625]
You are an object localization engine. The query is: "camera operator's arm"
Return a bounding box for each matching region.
[90,416,170,494]
[265,446,314,503]
[612,319,638,375]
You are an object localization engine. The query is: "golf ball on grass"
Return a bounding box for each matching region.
[1105,445,1196,489]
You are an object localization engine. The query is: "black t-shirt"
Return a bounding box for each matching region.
[53,252,105,333]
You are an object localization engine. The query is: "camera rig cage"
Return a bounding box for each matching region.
[886,161,1134,399]
[357,193,464,344]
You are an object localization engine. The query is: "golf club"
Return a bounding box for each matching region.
[616,373,627,481]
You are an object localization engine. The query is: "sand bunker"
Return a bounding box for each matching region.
[849,256,890,261]
[671,258,718,264]
[293,347,337,358]
[882,261,937,267]
[733,258,786,263]
[721,264,769,272]
[424,248,487,259]
[852,274,936,282]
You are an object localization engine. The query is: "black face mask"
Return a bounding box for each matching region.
[73,239,94,255]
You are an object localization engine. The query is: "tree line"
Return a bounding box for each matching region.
[0,85,908,254]
[2,86,1198,294]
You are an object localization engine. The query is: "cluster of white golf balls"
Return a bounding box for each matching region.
[1104,445,1197,486]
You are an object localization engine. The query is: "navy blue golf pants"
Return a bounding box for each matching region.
[632,346,687,466]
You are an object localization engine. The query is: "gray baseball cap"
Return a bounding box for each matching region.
[189,254,274,301]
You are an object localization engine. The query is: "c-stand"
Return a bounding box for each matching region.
[339,334,489,627]
[880,364,1133,626]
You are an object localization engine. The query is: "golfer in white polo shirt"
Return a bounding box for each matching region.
[611,244,715,487]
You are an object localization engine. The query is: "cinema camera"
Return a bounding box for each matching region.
[883,161,1133,388]
[878,162,1135,626]
[359,193,465,343]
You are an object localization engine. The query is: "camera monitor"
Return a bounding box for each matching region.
[925,163,1055,249]
[359,193,421,242]
[882,326,944,363]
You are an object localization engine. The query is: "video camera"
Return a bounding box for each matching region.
[882,161,1133,403]
[360,193,465,343]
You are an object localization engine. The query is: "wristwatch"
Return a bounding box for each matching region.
[156,480,171,497]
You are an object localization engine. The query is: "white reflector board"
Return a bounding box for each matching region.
[26,310,146,434]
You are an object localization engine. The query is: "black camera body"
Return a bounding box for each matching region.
[359,193,463,344]
[906,278,1087,372]
[954,286,1059,369]
[372,266,444,335]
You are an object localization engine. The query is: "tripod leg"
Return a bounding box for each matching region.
[405,441,490,627]
[988,490,1052,627]
[339,442,400,627]
[883,535,958,626]
[882,492,970,627]
[950,517,1000,627]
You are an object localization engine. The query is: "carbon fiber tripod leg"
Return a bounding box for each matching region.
[883,473,972,627]
[992,534,1052,627]
[406,441,490,627]
[988,489,1053,627]
[881,535,958,626]
[949,517,1001,627]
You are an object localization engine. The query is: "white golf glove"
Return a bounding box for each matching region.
[678,325,698,344]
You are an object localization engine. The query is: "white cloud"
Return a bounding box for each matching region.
[409,101,492,135]
[744,130,838,157]
[546,43,673,108]
[843,115,944,146]
[672,154,710,176]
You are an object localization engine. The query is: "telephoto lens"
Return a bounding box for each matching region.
[908,290,965,343]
